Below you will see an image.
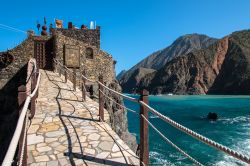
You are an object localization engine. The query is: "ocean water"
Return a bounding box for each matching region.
[124,95,250,166]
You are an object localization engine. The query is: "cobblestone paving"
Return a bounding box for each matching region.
[27,70,139,166]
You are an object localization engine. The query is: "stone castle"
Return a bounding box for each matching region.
[0,21,136,162]
[0,21,116,89]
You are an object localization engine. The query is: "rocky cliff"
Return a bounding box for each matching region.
[121,67,156,93]
[116,70,127,80]
[120,34,217,92]
[127,30,250,95]
[147,37,229,94]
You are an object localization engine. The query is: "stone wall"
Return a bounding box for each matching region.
[0,36,34,162]
[0,37,33,89]
[53,29,116,83]
[53,28,100,48]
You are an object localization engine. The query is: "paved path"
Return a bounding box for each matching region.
[27,70,139,166]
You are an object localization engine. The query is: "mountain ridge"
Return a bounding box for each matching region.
[120,33,218,93]
[121,29,250,95]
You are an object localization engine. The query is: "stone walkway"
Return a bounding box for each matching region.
[27,70,139,166]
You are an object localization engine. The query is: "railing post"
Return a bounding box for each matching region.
[82,70,86,101]
[73,68,76,91]
[18,85,27,166]
[36,72,39,97]
[29,72,36,119]
[65,68,67,83]
[53,60,56,73]
[59,65,61,77]
[98,75,104,122]
[140,89,149,166]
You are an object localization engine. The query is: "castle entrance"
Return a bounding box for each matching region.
[34,38,53,70]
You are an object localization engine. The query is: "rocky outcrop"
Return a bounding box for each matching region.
[120,34,217,92]
[128,30,250,95]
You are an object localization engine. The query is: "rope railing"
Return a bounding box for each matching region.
[99,89,139,115]
[53,58,250,166]
[19,112,29,166]
[98,81,138,103]
[141,114,203,166]
[2,70,41,166]
[139,101,250,164]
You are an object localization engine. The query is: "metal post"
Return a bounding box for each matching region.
[98,75,104,122]
[18,85,27,166]
[65,68,67,83]
[73,68,76,91]
[140,89,149,166]
[82,70,86,101]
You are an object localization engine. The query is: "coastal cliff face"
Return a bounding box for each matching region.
[120,30,250,95]
[208,30,250,94]
[120,34,217,93]
[148,37,229,94]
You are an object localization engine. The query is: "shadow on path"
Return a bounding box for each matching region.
[44,71,137,166]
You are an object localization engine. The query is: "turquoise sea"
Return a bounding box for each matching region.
[124,95,250,166]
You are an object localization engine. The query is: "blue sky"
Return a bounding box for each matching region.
[1,0,250,74]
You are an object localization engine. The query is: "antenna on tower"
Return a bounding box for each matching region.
[90,21,94,29]
[44,17,47,25]
[37,20,41,32]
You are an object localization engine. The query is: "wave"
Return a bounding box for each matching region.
[215,138,250,166]
[149,151,189,166]
[149,151,174,166]
[149,115,159,119]
[215,155,249,166]
[219,116,250,125]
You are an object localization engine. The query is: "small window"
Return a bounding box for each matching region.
[86,47,94,59]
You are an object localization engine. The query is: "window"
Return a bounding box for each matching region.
[86,47,94,59]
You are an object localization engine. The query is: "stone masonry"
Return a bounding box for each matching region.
[53,28,116,83]
[27,70,139,166]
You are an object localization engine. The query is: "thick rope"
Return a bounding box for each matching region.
[81,74,96,83]
[99,89,139,115]
[141,114,203,166]
[2,72,41,166]
[139,101,250,164]
[98,81,138,103]
[18,112,29,166]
